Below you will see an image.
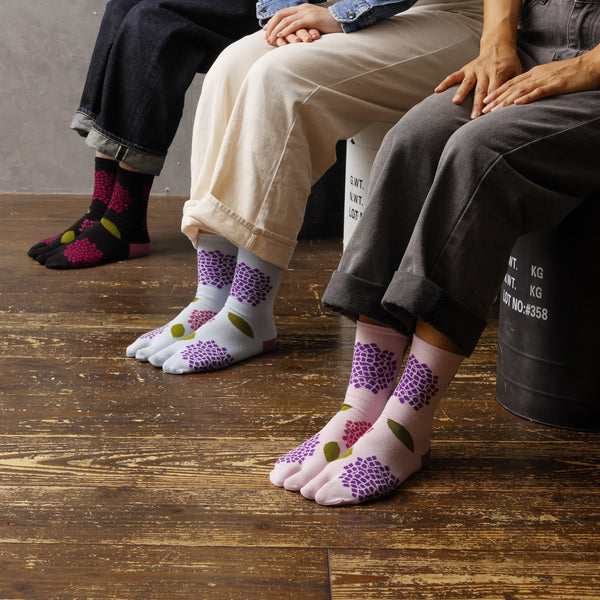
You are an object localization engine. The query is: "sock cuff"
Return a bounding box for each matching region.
[115,167,154,190]
[196,233,237,257]
[94,156,118,174]
[410,334,464,364]
[356,320,410,347]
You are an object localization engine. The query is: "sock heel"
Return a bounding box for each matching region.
[128,242,151,259]
[262,337,278,353]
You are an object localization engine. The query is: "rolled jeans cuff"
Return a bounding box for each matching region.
[381,271,487,357]
[70,110,166,176]
[322,270,415,337]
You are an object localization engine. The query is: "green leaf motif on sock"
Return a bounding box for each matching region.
[340,447,353,459]
[181,331,196,341]
[60,230,75,244]
[323,441,340,462]
[101,217,121,239]
[387,419,414,453]
[340,403,352,411]
[228,312,254,339]
[171,324,186,338]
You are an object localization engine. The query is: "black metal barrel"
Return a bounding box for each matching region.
[496,194,600,431]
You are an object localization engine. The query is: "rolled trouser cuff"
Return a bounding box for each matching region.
[70,110,165,176]
[322,270,414,337]
[382,271,487,357]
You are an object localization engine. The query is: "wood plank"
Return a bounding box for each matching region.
[0,545,330,600]
[2,194,599,600]
[329,549,600,599]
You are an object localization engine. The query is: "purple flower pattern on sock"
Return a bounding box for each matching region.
[349,342,398,394]
[342,420,372,448]
[187,309,217,330]
[339,455,400,501]
[139,325,167,341]
[63,238,103,266]
[276,433,320,465]
[180,340,234,372]
[197,250,236,289]
[230,262,272,307]
[393,356,440,411]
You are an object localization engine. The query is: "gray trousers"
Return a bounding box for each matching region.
[323,0,600,356]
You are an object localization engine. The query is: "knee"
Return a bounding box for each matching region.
[440,117,498,166]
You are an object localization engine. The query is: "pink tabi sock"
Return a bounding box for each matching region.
[301,335,464,505]
[270,321,409,490]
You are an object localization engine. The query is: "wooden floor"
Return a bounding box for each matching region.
[1,194,599,600]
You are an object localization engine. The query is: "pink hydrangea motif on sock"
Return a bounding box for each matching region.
[63,238,104,267]
[270,322,408,491]
[300,335,464,505]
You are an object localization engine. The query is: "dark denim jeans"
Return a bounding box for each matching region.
[71,0,258,174]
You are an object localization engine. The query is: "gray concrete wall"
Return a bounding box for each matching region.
[0,0,203,196]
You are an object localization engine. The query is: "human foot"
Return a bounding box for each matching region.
[270,322,408,490]
[300,337,463,505]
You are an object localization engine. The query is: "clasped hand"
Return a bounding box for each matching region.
[264,4,343,46]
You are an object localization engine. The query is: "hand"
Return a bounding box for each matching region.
[264,4,342,46]
[483,52,600,112]
[435,43,522,118]
[271,28,321,47]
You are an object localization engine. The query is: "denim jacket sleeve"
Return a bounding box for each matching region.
[256,0,419,32]
[256,0,328,26]
[329,0,420,32]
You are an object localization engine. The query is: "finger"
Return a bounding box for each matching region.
[264,9,290,37]
[308,28,321,40]
[295,28,314,43]
[272,16,307,40]
[483,88,520,113]
[451,75,477,104]
[470,77,489,119]
[434,71,464,93]
[265,10,298,43]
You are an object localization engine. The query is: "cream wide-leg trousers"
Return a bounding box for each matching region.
[182,0,483,269]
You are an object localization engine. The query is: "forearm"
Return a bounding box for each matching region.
[479,0,521,52]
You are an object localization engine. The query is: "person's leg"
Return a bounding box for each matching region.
[148,246,283,373]
[380,89,600,356]
[301,90,600,505]
[74,0,259,173]
[301,324,463,505]
[30,0,258,263]
[270,320,409,490]
[28,154,118,259]
[40,166,154,268]
[126,0,483,370]
[182,0,485,270]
